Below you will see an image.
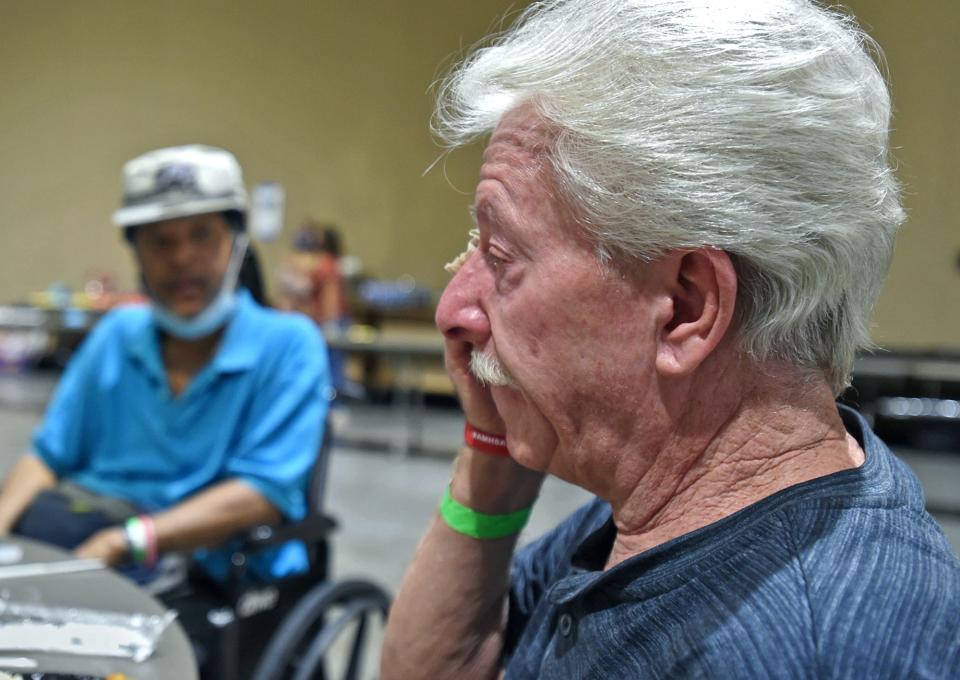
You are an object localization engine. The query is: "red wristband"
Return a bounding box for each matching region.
[464,422,510,457]
[139,514,158,568]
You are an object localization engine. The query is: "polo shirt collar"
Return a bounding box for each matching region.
[213,289,260,373]
[126,289,260,380]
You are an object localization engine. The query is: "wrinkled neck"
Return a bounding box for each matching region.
[604,365,863,568]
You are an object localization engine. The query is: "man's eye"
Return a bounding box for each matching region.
[192,227,212,242]
[484,250,504,271]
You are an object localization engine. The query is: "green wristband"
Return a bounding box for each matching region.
[439,486,532,540]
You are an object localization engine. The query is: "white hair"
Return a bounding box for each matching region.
[433,0,904,394]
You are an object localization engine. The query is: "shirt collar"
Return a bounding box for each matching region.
[212,289,260,373]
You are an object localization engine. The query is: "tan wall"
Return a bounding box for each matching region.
[0,0,521,304]
[844,0,960,350]
[0,1,957,350]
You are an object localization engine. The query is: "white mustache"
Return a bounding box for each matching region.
[470,350,518,388]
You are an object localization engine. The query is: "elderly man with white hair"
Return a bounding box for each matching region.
[383,1,960,678]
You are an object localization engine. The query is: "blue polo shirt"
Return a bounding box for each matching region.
[32,290,330,582]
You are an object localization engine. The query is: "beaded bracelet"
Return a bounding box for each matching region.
[124,515,158,567]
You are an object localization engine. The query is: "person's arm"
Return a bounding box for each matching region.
[314,256,344,324]
[0,455,58,534]
[12,315,106,536]
[383,448,542,680]
[382,335,544,680]
[74,479,281,565]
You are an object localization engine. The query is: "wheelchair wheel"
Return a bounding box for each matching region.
[251,578,391,680]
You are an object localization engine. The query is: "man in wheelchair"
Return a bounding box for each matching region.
[0,145,331,675]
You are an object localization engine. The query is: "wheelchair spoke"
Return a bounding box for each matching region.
[292,599,371,680]
[344,610,369,680]
[251,579,391,680]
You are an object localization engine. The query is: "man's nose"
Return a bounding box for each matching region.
[435,250,492,346]
[167,238,198,268]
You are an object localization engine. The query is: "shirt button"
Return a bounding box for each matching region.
[558,613,573,637]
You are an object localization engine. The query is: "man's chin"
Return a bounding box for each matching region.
[509,447,550,473]
[503,433,555,474]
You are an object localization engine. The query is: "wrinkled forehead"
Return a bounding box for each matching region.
[482,104,556,171]
[478,106,596,250]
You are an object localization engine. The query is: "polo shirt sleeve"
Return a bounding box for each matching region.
[226,320,330,521]
[32,316,113,476]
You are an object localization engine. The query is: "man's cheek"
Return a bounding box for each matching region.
[492,389,558,470]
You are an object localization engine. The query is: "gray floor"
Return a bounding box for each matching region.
[0,373,957,599]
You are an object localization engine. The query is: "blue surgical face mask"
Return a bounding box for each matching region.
[149,233,250,340]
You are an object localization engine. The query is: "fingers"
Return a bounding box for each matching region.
[73,528,126,566]
[443,337,506,435]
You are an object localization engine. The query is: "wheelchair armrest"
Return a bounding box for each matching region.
[241,514,339,551]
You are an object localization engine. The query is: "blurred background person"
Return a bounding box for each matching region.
[0,143,330,596]
[277,220,353,398]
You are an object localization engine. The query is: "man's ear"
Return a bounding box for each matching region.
[654,248,737,376]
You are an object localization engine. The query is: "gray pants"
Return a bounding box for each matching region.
[13,480,141,550]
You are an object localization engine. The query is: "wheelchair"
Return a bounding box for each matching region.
[159,419,392,679]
